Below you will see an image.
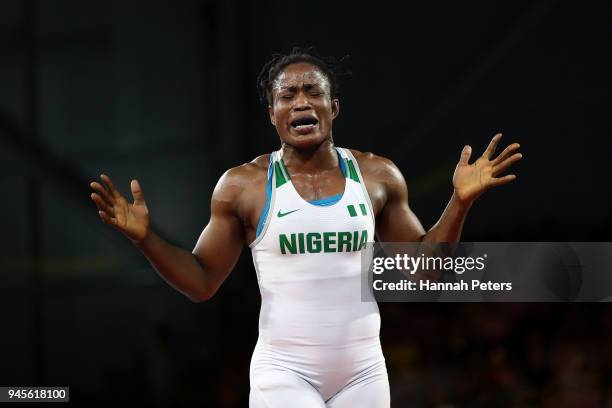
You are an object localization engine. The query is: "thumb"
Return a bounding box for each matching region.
[458,145,472,166]
[130,179,146,205]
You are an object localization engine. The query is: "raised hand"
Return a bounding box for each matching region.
[90,174,150,243]
[452,133,522,204]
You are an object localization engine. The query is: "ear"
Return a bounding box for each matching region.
[331,98,340,120]
[268,105,276,126]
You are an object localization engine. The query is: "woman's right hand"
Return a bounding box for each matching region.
[90,174,150,243]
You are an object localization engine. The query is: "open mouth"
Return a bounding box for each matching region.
[290,116,319,132]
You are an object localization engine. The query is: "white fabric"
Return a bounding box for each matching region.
[248,147,389,407]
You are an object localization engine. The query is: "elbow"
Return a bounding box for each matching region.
[187,284,220,303]
[188,289,214,303]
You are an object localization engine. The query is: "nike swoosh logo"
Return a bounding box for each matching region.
[277,209,300,218]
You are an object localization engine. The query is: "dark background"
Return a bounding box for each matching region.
[1,0,611,406]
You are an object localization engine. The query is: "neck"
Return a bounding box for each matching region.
[281,138,338,173]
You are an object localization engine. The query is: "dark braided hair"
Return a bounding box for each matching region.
[257,46,350,106]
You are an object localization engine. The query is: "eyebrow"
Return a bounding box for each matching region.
[277,83,325,91]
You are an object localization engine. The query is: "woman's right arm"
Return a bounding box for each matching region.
[90,170,245,302]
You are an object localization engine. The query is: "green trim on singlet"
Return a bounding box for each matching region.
[274,161,288,187]
[279,160,291,181]
[346,159,360,183]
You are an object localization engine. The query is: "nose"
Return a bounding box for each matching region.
[293,91,311,111]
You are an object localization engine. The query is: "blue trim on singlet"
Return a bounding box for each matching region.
[309,193,342,206]
[255,155,274,238]
[254,148,347,237]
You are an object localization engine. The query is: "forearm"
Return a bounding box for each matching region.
[422,192,472,243]
[132,230,211,301]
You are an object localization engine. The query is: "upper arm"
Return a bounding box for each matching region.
[191,168,246,297]
[374,157,426,242]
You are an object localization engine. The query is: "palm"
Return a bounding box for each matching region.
[452,133,522,204]
[112,194,149,239]
[90,174,150,242]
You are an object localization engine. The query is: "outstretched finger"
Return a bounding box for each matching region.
[90,181,115,206]
[491,143,520,166]
[482,133,502,160]
[100,174,121,200]
[458,145,472,166]
[130,179,146,205]
[91,193,115,216]
[98,209,118,227]
[492,153,522,176]
[489,174,517,188]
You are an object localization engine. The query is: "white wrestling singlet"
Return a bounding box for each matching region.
[248,147,390,408]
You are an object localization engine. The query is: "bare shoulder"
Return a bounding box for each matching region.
[213,154,269,204]
[347,148,405,185]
